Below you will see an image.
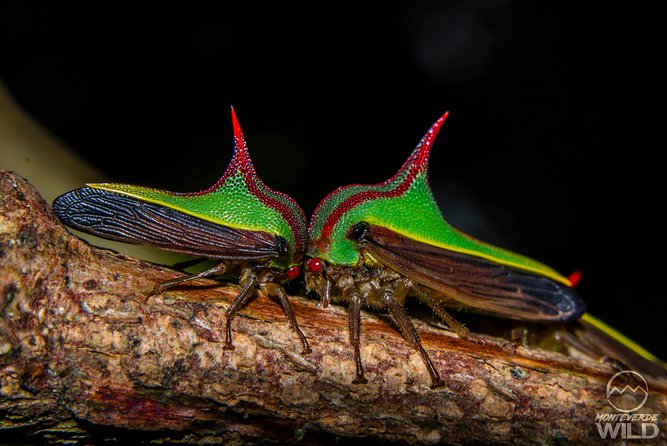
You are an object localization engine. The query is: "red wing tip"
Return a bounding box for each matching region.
[567,270,583,288]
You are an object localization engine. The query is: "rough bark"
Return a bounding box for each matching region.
[1,170,665,445]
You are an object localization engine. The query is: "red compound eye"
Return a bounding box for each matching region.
[286,266,300,279]
[306,258,323,273]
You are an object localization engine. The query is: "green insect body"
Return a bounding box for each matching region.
[89,118,305,268]
[53,108,310,353]
[310,112,568,285]
[52,108,666,387]
[305,113,667,388]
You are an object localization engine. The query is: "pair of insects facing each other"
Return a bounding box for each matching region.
[53,108,667,388]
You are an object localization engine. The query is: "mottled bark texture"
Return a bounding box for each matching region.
[1,170,665,445]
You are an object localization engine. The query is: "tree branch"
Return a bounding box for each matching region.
[1,170,665,444]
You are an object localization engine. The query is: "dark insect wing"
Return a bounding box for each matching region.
[50,109,312,355]
[571,317,667,378]
[53,187,283,261]
[352,223,586,323]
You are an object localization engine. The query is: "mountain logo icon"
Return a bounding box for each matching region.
[606,370,649,413]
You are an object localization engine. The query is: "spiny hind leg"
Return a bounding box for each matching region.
[264,282,311,354]
[411,283,484,345]
[348,291,367,384]
[151,262,227,295]
[382,288,444,389]
[223,273,259,350]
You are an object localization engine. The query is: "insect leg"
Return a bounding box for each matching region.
[382,289,444,388]
[265,284,311,353]
[348,291,368,384]
[411,283,484,345]
[223,274,259,350]
[321,276,332,308]
[151,262,227,295]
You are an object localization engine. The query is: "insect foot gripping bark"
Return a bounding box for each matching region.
[304,112,594,389]
[52,107,311,354]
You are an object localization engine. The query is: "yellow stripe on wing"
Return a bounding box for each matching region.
[581,313,667,367]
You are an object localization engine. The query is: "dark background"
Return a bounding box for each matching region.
[1,3,664,357]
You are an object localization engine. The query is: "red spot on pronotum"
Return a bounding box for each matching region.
[306,258,323,273]
[568,270,583,288]
[286,266,300,279]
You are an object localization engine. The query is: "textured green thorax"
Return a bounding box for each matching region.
[308,113,570,285]
[89,108,307,266]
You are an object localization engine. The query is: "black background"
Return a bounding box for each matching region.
[1,3,664,357]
